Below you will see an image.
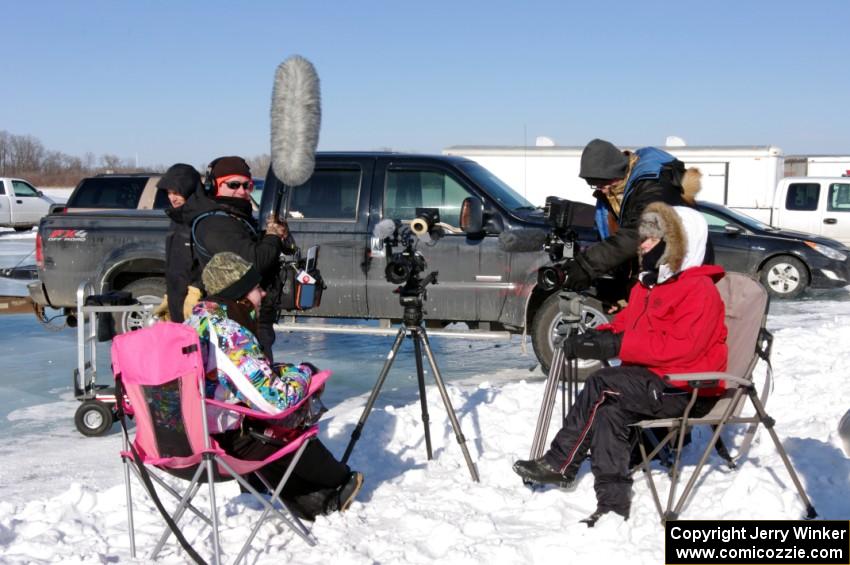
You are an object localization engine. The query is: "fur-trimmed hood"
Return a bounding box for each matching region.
[638,202,708,283]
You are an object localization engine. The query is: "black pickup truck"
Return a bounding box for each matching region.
[28,152,605,369]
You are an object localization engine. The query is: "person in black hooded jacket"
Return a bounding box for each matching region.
[180,156,294,362]
[563,139,710,299]
[157,163,204,323]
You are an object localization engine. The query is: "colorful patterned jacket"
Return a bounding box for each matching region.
[185,300,312,417]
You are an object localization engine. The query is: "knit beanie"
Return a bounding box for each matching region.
[210,156,251,181]
[156,163,202,198]
[579,139,629,184]
[202,252,260,300]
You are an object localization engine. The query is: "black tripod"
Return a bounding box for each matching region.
[341,272,480,482]
[528,291,584,460]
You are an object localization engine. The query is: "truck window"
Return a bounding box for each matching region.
[288,168,360,220]
[785,183,820,211]
[384,169,472,228]
[827,183,850,212]
[67,177,147,209]
[11,180,39,197]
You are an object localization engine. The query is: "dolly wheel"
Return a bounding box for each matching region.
[75,401,114,437]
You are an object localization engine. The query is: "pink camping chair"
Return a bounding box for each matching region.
[112,322,329,565]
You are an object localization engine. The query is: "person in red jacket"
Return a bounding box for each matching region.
[513,202,727,525]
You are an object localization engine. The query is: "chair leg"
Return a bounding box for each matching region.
[205,456,223,565]
[671,397,739,518]
[122,455,136,559]
[151,465,206,559]
[638,439,665,520]
[746,388,818,519]
[225,439,317,565]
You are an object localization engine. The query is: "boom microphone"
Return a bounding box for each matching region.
[270,55,321,187]
[373,218,398,240]
[498,228,548,253]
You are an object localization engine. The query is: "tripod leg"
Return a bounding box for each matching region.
[412,330,433,460]
[529,345,565,460]
[418,329,480,482]
[342,326,406,464]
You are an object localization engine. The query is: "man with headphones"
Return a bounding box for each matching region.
[180,155,294,361]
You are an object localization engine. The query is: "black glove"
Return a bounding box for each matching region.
[566,330,622,361]
[563,259,592,291]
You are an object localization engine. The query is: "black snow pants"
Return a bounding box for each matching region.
[543,365,691,515]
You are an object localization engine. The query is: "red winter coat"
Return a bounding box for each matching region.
[598,264,728,395]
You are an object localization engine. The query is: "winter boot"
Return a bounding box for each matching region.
[512,458,578,490]
[324,471,364,514]
[580,506,630,528]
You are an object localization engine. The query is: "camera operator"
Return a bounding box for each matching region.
[563,139,707,298]
[182,156,295,362]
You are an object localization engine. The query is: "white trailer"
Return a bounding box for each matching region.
[443,145,784,223]
[784,155,850,178]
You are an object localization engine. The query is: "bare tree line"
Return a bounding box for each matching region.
[0,130,272,187]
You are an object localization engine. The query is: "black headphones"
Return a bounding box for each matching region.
[204,157,222,196]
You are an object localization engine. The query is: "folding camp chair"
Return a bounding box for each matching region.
[633,272,817,522]
[113,322,329,564]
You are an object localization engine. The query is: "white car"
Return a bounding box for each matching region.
[0,177,54,231]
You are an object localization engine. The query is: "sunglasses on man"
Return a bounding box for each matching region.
[221,180,254,191]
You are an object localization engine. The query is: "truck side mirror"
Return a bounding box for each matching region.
[460,197,484,235]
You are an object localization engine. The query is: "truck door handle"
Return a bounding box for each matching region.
[824,218,837,225]
[16,200,23,204]
[475,275,503,282]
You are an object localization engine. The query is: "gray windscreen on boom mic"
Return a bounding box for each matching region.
[373,219,398,240]
[270,55,321,187]
[498,228,549,252]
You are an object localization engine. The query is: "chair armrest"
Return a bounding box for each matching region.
[665,372,752,388]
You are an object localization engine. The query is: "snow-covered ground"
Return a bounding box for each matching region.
[1,227,849,563]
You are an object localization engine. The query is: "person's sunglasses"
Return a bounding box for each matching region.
[222,180,254,191]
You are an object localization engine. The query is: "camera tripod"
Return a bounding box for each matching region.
[528,291,586,460]
[341,273,480,482]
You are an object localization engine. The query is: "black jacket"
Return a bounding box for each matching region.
[163,204,200,322]
[181,192,286,289]
[580,174,688,281]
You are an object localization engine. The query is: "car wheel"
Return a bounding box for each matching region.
[117,277,165,333]
[759,255,809,299]
[531,292,610,379]
[74,400,114,436]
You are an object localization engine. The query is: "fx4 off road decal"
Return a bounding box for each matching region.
[47,229,87,242]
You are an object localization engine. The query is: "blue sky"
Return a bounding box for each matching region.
[3,0,850,169]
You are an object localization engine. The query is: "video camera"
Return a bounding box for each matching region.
[376,208,442,286]
[537,196,578,291]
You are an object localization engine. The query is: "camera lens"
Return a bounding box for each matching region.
[385,259,411,285]
[537,266,565,291]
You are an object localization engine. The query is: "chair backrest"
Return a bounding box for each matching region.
[112,322,208,465]
[715,272,769,379]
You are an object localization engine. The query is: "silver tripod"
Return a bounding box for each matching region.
[528,291,586,460]
[341,284,480,482]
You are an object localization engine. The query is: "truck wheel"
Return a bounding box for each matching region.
[531,292,610,378]
[74,400,114,436]
[117,277,166,333]
[759,255,808,299]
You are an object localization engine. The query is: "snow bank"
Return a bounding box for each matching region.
[1,295,849,563]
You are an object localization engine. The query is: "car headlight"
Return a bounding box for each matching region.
[805,241,847,261]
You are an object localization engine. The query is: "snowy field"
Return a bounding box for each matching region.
[1,228,849,564]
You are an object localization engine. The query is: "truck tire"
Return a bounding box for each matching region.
[759,255,808,299]
[531,292,610,378]
[117,277,166,333]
